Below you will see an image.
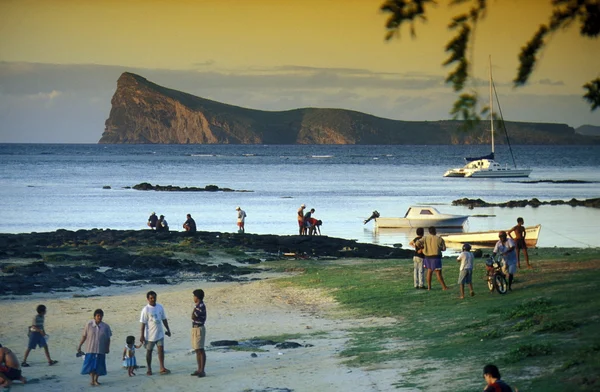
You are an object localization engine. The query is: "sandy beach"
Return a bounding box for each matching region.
[0,271,399,392]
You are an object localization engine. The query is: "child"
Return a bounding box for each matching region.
[409,228,425,289]
[122,336,142,376]
[456,243,475,299]
[21,304,58,367]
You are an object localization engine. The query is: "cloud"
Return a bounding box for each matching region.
[27,90,62,101]
[538,78,565,86]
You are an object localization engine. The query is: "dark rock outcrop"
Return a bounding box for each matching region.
[132,182,250,192]
[99,73,600,145]
[452,197,600,209]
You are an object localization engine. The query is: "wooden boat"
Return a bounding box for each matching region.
[441,224,541,248]
[372,206,469,229]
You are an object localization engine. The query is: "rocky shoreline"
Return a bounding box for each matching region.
[452,197,600,209]
[0,229,410,296]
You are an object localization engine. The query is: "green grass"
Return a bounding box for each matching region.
[262,248,600,392]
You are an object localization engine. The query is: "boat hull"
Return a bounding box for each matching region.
[465,169,532,178]
[375,216,469,229]
[441,225,541,247]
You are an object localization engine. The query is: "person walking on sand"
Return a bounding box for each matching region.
[190,289,207,378]
[236,206,247,233]
[508,217,531,269]
[140,291,171,376]
[409,228,426,289]
[297,204,306,235]
[416,226,449,291]
[456,243,475,299]
[77,309,112,387]
[183,213,197,232]
[21,304,58,367]
[0,344,27,388]
[483,364,514,391]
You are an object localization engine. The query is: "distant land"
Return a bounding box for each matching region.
[99,72,600,145]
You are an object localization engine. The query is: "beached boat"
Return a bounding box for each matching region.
[441,224,541,248]
[371,206,469,229]
[443,57,532,178]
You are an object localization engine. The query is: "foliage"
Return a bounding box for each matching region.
[380,0,600,126]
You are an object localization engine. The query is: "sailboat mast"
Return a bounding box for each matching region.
[489,55,494,155]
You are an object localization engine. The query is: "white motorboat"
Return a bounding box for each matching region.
[371,206,469,229]
[441,224,541,248]
[443,57,532,178]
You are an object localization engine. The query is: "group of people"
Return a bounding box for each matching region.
[409,217,532,297]
[0,289,207,387]
[147,212,169,231]
[147,207,247,234]
[297,204,322,236]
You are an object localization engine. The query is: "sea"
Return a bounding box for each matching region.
[1,144,599,250]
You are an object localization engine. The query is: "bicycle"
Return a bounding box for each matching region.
[485,255,508,294]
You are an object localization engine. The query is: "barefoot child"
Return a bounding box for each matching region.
[122,336,142,376]
[21,304,58,367]
[456,243,475,299]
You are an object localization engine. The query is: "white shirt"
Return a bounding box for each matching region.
[457,251,474,271]
[140,303,167,342]
[494,238,517,266]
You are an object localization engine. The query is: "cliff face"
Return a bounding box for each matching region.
[100,73,599,144]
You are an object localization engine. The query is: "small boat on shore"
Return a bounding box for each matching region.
[369,206,469,229]
[441,224,541,248]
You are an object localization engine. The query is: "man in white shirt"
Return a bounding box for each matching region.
[493,231,517,291]
[139,291,171,375]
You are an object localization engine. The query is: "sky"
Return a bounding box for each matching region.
[0,0,599,143]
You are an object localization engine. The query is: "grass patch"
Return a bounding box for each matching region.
[262,248,600,391]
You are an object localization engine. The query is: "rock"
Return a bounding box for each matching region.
[452,197,600,209]
[274,342,303,349]
[210,340,239,347]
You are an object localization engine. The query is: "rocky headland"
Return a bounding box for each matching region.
[452,197,600,208]
[99,72,600,145]
[0,229,410,296]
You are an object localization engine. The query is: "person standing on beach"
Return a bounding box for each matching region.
[77,309,111,387]
[409,228,425,289]
[456,243,475,299]
[21,304,58,367]
[183,213,197,232]
[493,231,517,291]
[297,204,306,235]
[190,289,207,378]
[236,206,247,233]
[416,226,449,291]
[147,212,158,230]
[140,291,171,376]
[508,217,531,269]
[0,344,27,387]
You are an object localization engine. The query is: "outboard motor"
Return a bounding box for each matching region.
[363,210,380,224]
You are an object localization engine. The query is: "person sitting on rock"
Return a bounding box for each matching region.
[147,212,158,230]
[156,215,169,232]
[183,214,197,232]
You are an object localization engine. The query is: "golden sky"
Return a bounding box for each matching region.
[0,0,598,142]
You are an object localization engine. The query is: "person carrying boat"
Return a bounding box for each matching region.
[415,226,449,291]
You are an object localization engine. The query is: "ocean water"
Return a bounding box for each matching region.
[1,144,599,249]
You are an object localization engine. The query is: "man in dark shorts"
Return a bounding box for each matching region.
[0,344,27,387]
[508,217,531,269]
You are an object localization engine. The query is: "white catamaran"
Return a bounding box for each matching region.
[444,58,532,178]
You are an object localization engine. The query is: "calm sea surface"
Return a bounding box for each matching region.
[1,144,599,249]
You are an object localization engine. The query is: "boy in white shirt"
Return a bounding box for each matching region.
[456,243,475,299]
[139,291,171,375]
